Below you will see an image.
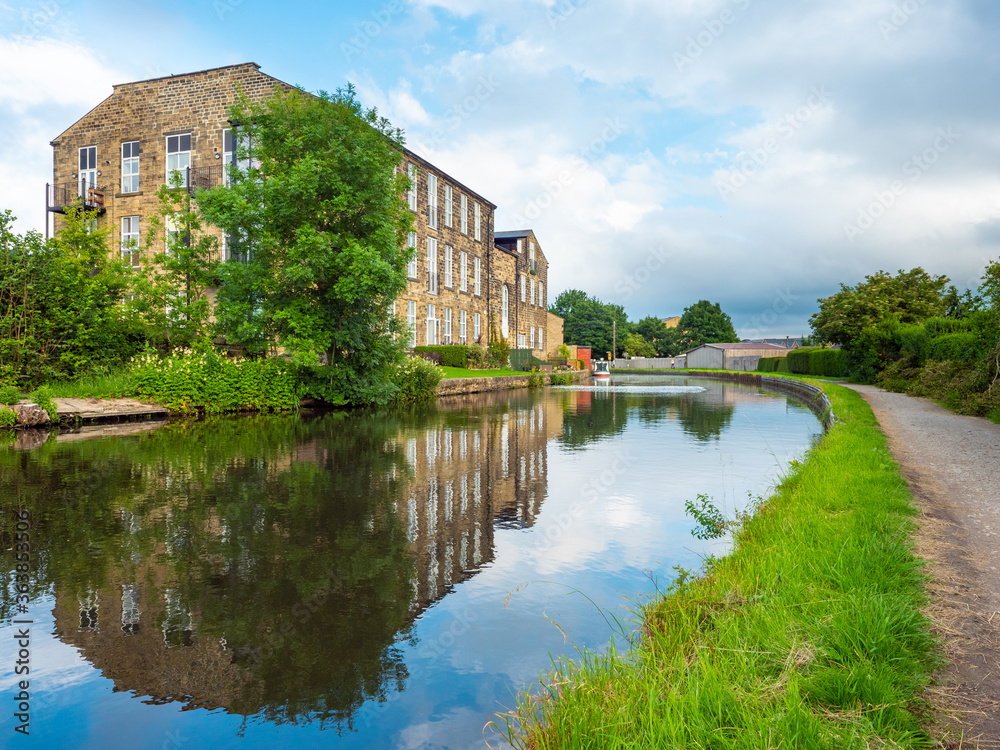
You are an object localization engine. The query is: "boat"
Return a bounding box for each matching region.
[592,360,611,378]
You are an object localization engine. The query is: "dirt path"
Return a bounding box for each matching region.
[845,385,1000,748]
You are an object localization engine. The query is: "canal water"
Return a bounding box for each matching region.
[1,375,821,749]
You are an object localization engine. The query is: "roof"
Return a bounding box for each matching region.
[685,342,789,354]
[111,62,264,89]
[495,230,532,240]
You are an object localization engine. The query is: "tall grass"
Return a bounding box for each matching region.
[41,369,134,399]
[500,381,940,749]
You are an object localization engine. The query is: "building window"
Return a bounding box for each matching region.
[426,304,438,345]
[166,133,191,187]
[427,237,438,294]
[407,232,418,278]
[501,285,509,338]
[474,202,481,241]
[517,238,523,254]
[121,141,139,193]
[518,333,526,348]
[539,282,544,309]
[427,173,438,229]
[530,278,536,306]
[445,185,453,228]
[408,164,417,211]
[444,307,452,344]
[474,256,481,296]
[165,215,188,253]
[538,327,544,351]
[78,146,97,196]
[529,241,536,272]
[530,327,535,349]
[444,244,453,288]
[459,310,467,343]
[121,216,140,268]
[460,251,468,292]
[474,312,481,342]
[223,230,251,263]
[407,300,417,348]
[520,274,526,303]
[460,193,468,234]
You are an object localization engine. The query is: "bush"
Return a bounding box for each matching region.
[0,406,15,428]
[466,343,486,369]
[29,385,58,421]
[486,325,511,369]
[0,384,20,405]
[414,345,467,368]
[392,355,443,403]
[550,372,574,385]
[925,332,980,364]
[128,349,300,414]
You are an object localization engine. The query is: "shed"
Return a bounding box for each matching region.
[684,343,789,371]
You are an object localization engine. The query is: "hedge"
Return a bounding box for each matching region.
[756,357,789,373]
[414,345,468,368]
[925,332,980,364]
[783,347,848,377]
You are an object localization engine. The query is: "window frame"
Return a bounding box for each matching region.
[474,202,481,241]
[407,300,417,348]
[427,173,438,229]
[121,141,140,193]
[165,133,192,188]
[444,244,453,288]
[460,251,468,292]
[460,193,468,234]
[427,237,438,294]
[121,216,140,268]
[474,256,481,296]
[407,232,418,279]
[443,307,452,344]
[408,163,417,211]
[445,184,453,228]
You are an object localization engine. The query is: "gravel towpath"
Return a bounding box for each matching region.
[846,385,1000,748]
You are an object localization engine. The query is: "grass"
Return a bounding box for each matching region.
[500,378,941,749]
[439,366,525,379]
[40,369,134,399]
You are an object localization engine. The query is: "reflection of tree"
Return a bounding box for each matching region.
[558,391,628,448]
[0,414,415,726]
[676,396,735,443]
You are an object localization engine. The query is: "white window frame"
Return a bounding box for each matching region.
[444,244,453,288]
[501,285,509,338]
[518,333,526,348]
[165,214,185,253]
[407,300,417,348]
[529,241,536,272]
[539,282,544,309]
[538,327,543,351]
[520,274,526,303]
[407,232,418,278]
[121,141,139,193]
[427,237,438,294]
[530,327,535,349]
[78,146,97,196]
[121,216,140,268]
[445,185,453,228]
[444,307,452,344]
[427,173,438,229]
[408,163,417,211]
[474,312,481,342]
[460,251,468,292]
[474,257,481,296]
[530,278,536,306]
[426,304,439,345]
[474,202,481,241]
[460,193,468,234]
[459,310,467,343]
[517,238,523,254]
[165,133,191,188]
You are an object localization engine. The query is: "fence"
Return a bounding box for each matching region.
[612,357,687,370]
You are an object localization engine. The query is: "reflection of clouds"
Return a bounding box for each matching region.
[603,495,647,529]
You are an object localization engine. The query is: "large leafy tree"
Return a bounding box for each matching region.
[678,300,739,348]
[199,85,413,405]
[550,289,631,357]
[633,315,689,357]
[809,268,950,346]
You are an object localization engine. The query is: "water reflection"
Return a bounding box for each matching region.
[0,377,818,747]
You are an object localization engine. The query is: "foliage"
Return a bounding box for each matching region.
[785,347,849,377]
[390,355,442,403]
[0,208,144,385]
[557,343,571,358]
[810,267,951,347]
[466,343,486,369]
[437,366,522,379]
[486,323,512,369]
[127,177,219,349]
[0,384,20,405]
[198,84,412,407]
[756,356,790,373]
[550,288,630,357]
[622,332,656,358]
[0,407,15,428]
[925,332,980,364]
[29,385,58,421]
[128,349,301,414]
[678,300,738,348]
[527,369,543,388]
[549,372,574,385]
[414,345,467,368]
[503,384,939,749]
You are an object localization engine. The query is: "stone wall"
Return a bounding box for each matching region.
[436,368,587,397]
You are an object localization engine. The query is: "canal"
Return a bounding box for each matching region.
[1,375,822,749]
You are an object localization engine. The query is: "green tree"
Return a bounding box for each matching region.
[678,300,738,348]
[551,289,632,357]
[623,332,656,358]
[809,268,950,346]
[198,85,413,405]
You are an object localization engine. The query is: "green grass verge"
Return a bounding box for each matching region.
[40,370,134,399]
[501,379,940,749]
[439,366,525,379]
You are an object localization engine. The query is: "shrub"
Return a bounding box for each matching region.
[486,325,511,369]
[549,372,574,385]
[414,345,467,368]
[558,343,571,358]
[0,406,15,428]
[0,384,20,405]
[925,332,980,364]
[29,385,58,421]
[392,355,443,403]
[466,343,486,369]
[128,349,300,414]
[757,357,780,372]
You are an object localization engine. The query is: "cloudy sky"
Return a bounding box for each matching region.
[2,0,998,336]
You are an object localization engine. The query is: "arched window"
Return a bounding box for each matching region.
[501,285,509,338]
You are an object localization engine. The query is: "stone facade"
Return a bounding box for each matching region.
[48,63,555,354]
[546,312,565,357]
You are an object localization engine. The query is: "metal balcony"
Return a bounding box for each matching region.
[46,181,107,215]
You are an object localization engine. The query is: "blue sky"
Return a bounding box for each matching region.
[2,0,998,336]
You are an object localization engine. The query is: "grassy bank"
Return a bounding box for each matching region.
[502,379,940,748]
[439,366,524,379]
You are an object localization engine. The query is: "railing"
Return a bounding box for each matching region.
[186,165,226,194]
[46,182,107,214]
